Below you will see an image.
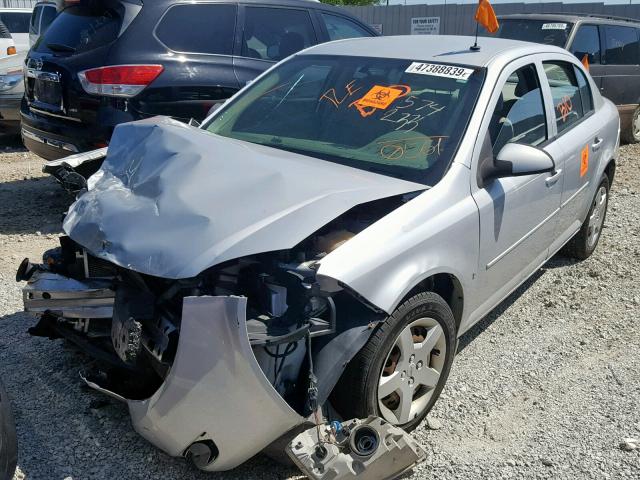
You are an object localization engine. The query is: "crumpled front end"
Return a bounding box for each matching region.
[128,296,304,471]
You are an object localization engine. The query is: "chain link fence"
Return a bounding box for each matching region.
[0,0,36,8]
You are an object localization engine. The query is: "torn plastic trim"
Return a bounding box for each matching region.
[126,296,305,471]
[22,270,114,319]
[43,148,108,193]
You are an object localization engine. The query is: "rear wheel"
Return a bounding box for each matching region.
[331,292,456,431]
[562,175,609,260]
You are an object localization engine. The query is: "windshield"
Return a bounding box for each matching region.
[494,19,573,47]
[206,55,484,185]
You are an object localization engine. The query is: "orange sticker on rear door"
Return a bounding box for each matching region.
[580,145,589,177]
[356,85,404,110]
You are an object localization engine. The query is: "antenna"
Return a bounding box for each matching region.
[471,21,480,51]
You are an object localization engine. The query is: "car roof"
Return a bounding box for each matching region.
[499,13,640,26]
[0,8,32,12]
[303,35,567,67]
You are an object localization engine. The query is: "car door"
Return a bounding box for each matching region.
[151,2,241,121]
[600,24,640,107]
[539,59,603,253]
[470,58,563,317]
[233,4,318,87]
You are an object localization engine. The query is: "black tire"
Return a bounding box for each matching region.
[562,175,610,260]
[622,106,640,144]
[0,379,17,480]
[331,292,456,432]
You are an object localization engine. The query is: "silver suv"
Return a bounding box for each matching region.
[18,35,619,471]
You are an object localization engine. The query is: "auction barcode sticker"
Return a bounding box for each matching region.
[542,23,567,30]
[405,62,474,81]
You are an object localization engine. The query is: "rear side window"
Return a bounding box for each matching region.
[0,12,31,33]
[241,7,316,61]
[574,66,594,114]
[34,5,122,54]
[543,61,587,134]
[156,4,236,56]
[603,25,639,65]
[321,13,371,41]
[31,6,42,34]
[570,25,601,64]
[40,5,57,35]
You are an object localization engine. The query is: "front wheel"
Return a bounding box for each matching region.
[331,292,456,431]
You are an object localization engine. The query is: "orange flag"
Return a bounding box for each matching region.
[581,54,590,71]
[475,0,499,34]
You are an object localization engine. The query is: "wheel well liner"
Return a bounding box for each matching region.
[604,159,616,186]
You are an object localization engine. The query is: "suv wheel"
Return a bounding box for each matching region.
[562,175,609,260]
[331,292,456,431]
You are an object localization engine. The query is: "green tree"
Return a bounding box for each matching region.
[321,0,381,6]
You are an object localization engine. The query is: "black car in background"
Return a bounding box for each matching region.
[21,0,377,160]
[496,14,640,143]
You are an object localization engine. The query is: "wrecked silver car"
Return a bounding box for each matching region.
[18,36,618,472]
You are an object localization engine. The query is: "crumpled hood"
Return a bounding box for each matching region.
[63,117,425,279]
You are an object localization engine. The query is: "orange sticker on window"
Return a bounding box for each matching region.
[580,145,589,177]
[356,85,404,110]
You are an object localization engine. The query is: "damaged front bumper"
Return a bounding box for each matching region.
[22,271,304,471]
[127,295,304,471]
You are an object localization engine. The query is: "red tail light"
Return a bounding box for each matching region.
[78,65,164,97]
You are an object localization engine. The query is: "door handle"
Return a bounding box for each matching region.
[545,169,562,187]
[592,137,604,151]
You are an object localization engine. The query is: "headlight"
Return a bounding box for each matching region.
[0,69,23,92]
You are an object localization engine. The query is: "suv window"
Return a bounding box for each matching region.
[321,13,370,41]
[603,25,639,65]
[241,7,316,61]
[34,5,122,54]
[544,61,587,134]
[40,5,57,35]
[490,64,547,154]
[31,6,42,34]
[571,25,601,64]
[0,12,31,33]
[495,19,572,47]
[156,4,236,56]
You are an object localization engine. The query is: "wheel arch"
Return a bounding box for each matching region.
[604,158,616,186]
[399,272,465,332]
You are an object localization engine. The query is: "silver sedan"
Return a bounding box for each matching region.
[18,35,619,471]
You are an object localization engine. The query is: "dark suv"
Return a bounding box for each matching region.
[21,0,377,160]
[495,14,640,143]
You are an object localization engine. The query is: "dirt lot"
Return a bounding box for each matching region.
[0,138,638,479]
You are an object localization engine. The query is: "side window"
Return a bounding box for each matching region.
[543,61,586,134]
[603,25,639,65]
[242,7,316,61]
[30,6,42,34]
[489,64,547,155]
[40,6,57,36]
[321,13,371,41]
[570,25,601,64]
[156,4,237,55]
[574,65,594,114]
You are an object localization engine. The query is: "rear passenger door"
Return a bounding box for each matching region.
[600,24,640,107]
[540,59,603,253]
[152,3,241,121]
[233,5,318,87]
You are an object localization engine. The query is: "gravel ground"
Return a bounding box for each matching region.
[0,137,638,479]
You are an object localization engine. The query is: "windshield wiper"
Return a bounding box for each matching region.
[47,43,76,53]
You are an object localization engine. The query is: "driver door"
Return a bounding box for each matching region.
[469,60,563,320]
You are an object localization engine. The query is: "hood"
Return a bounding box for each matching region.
[63,117,425,279]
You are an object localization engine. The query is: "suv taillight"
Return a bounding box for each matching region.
[78,65,164,97]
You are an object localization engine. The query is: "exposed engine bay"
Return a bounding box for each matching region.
[20,194,406,409]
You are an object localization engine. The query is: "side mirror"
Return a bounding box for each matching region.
[494,143,555,178]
